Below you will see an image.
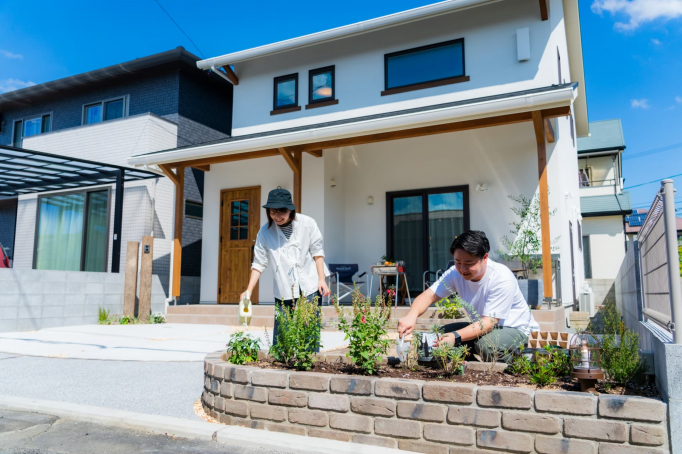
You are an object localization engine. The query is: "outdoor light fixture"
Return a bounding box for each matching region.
[569,331,604,393]
[475,183,489,192]
[367,196,374,205]
[330,178,336,188]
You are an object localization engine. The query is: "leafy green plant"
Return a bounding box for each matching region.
[120,315,131,325]
[333,288,391,375]
[587,298,620,335]
[508,354,533,376]
[529,353,557,386]
[601,327,647,385]
[435,294,465,319]
[508,345,570,387]
[401,334,421,371]
[498,193,557,279]
[226,331,261,365]
[270,294,322,371]
[149,312,166,324]
[98,308,110,325]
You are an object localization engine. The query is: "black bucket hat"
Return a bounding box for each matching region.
[263,188,296,211]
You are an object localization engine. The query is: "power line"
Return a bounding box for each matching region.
[623,142,682,161]
[152,0,205,58]
[624,172,682,189]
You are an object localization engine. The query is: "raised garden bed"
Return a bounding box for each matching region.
[203,351,671,454]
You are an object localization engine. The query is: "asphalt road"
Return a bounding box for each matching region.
[0,354,203,421]
[0,409,298,454]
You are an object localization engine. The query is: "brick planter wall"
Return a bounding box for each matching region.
[203,352,671,454]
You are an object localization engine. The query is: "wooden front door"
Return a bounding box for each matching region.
[218,187,260,304]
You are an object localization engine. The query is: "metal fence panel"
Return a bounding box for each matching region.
[615,240,652,350]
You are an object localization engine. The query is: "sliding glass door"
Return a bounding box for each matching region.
[35,189,110,272]
[387,186,469,293]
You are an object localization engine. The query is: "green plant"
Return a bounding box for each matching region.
[601,327,647,385]
[434,294,465,319]
[508,354,533,376]
[498,193,557,279]
[587,298,620,335]
[546,345,571,376]
[270,294,322,371]
[120,315,131,325]
[529,352,557,386]
[149,312,166,324]
[98,308,110,325]
[401,334,421,371]
[333,288,391,375]
[226,331,261,365]
[508,345,570,387]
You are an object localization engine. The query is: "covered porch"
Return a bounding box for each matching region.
[128,84,579,310]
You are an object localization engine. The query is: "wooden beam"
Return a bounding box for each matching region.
[159,164,180,186]
[220,65,239,85]
[539,0,548,20]
[166,149,281,169]
[306,150,323,158]
[172,167,184,298]
[192,165,210,172]
[541,106,571,119]
[544,118,555,143]
[531,111,553,302]
[294,151,302,212]
[278,147,300,172]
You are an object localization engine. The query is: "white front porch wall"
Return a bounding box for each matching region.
[200,117,583,306]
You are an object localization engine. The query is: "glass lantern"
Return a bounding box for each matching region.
[569,331,604,392]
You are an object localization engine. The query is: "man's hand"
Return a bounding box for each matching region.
[318,280,330,297]
[397,313,418,336]
[434,332,455,347]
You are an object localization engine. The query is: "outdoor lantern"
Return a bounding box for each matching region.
[569,331,604,393]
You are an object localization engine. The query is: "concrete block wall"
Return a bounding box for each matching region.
[0,268,166,333]
[202,353,671,453]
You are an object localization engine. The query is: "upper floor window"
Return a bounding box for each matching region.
[308,66,335,105]
[272,74,299,114]
[383,39,467,96]
[12,113,52,148]
[83,96,128,125]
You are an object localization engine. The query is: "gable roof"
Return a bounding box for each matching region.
[577,119,625,154]
[581,191,632,217]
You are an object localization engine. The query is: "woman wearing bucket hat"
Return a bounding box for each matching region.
[240,188,330,349]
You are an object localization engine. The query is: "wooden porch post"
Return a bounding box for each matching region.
[278,148,302,212]
[159,164,184,298]
[531,112,553,302]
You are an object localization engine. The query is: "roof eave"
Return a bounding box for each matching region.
[562,0,589,138]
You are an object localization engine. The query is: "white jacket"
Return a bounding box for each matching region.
[251,213,327,300]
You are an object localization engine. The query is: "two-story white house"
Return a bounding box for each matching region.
[128,0,589,316]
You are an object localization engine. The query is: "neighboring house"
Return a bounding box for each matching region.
[626,209,682,243]
[127,0,589,313]
[577,119,631,305]
[0,47,233,304]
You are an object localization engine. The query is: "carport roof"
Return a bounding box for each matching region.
[0,145,160,197]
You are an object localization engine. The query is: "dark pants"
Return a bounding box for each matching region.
[273,290,322,353]
[441,322,528,363]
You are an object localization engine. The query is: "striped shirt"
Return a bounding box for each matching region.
[279,223,294,240]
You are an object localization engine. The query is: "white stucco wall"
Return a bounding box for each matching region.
[201,118,582,305]
[582,215,625,280]
[230,0,569,136]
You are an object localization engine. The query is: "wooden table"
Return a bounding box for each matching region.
[369,265,412,307]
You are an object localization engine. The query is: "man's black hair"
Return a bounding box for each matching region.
[449,230,490,258]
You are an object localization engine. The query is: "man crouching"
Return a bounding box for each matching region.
[397,230,539,363]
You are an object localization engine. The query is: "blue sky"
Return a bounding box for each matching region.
[0,0,680,210]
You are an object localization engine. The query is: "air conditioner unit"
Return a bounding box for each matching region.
[579,283,595,317]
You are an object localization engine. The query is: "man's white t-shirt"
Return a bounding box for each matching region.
[430,259,540,335]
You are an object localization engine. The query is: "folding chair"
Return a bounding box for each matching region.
[423,260,455,291]
[327,264,367,304]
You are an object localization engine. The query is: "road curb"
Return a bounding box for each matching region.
[0,395,409,454]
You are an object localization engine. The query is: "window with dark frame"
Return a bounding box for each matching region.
[384,39,467,95]
[308,66,335,104]
[273,74,298,111]
[83,96,128,125]
[185,200,203,219]
[12,113,52,148]
[583,235,592,279]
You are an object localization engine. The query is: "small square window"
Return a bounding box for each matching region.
[84,104,102,125]
[309,66,334,103]
[273,74,298,110]
[105,99,124,121]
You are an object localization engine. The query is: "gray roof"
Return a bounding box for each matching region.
[132,82,578,159]
[581,192,632,217]
[577,119,625,154]
[0,47,201,108]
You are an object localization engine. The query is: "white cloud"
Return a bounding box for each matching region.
[0,49,22,59]
[0,78,36,94]
[651,38,662,45]
[592,0,682,31]
[676,96,682,103]
[631,99,650,109]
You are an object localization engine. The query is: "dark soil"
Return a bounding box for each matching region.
[251,358,661,399]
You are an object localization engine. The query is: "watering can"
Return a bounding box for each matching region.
[239,291,253,326]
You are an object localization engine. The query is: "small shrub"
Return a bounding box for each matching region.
[509,346,570,387]
[226,331,261,365]
[98,308,110,325]
[432,342,468,376]
[120,315,131,325]
[333,288,391,375]
[149,312,166,324]
[588,298,621,335]
[529,353,557,386]
[601,328,647,385]
[270,294,322,371]
[435,294,465,319]
[508,352,533,376]
[401,334,421,371]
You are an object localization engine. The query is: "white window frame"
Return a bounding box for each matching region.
[81,95,130,125]
[12,111,54,148]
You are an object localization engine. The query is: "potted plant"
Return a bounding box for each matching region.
[498,194,555,308]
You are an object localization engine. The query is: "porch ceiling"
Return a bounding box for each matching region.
[127,83,576,170]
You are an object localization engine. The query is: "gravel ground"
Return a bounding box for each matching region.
[0,354,203,421]
[0,409,301,454]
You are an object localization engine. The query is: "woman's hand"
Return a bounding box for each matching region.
[318,280,330,297]
[239,290,250,301]
[434,332,455,347]
[397,313,418,336]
